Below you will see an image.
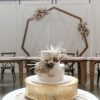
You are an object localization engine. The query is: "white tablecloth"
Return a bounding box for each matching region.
[2,88,99,100]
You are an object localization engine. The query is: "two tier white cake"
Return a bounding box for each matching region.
[25,49,78,100]
[37,50,65,82]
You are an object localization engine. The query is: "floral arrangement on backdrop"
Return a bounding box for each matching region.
[34,43,65,74]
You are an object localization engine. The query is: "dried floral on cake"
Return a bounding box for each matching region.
[34,45,64,74]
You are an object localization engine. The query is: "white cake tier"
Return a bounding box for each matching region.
[37,63,65,82]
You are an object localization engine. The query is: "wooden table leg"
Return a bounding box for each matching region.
[77,62,81,84]
[25,61,30,76]
[90,61,95,91]
[80,60,87,89]
[18,61,23,87]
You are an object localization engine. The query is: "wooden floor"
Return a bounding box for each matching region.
[0,73,100,100]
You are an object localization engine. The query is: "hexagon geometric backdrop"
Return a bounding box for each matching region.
[21,7,89,57]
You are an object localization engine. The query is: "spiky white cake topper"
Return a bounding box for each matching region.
[45,41,65,52]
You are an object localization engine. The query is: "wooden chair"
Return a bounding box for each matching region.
[96,53,100,87]
[0,52,16,83]
[25,60,38,76]
[97,63,100,87]
[64,53,75,76]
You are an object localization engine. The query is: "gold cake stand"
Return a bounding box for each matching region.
[25,75,78,100]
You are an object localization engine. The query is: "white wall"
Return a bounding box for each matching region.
[0,0,91,57]
[0,0,100,73]
[90,0,100,56]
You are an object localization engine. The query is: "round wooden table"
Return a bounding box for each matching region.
[2,88,99,100]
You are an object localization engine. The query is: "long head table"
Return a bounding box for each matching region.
[0,56,87,89]
[25,56,100,91]
[0,56,99,91]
